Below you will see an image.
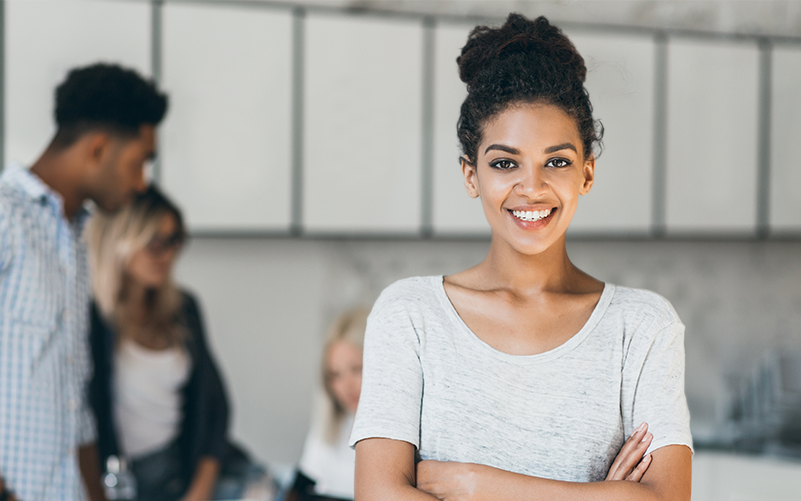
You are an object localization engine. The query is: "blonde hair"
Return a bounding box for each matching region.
[319,307,369,445]
[86,186,185,346]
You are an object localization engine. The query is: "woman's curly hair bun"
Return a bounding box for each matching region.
[458,14,586,88]
[456,13,602,164]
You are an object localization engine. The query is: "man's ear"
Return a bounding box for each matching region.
[462,157,479,198]
[83,131,113,168]
[579,156,595,196]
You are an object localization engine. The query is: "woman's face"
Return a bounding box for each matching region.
[462,103,594,256]
[126,213,183,289]
[325,340,363,414]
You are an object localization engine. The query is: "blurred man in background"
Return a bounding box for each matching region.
[0,63,167,501]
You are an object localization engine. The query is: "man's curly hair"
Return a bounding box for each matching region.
[53,63,168,147]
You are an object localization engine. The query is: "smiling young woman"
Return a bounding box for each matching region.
[350,13,692,501]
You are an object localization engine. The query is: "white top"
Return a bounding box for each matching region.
[351,276,693,482]
[114,338,190,459]
[299,413,356,499]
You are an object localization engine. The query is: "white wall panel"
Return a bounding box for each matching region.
[567,32,655,235]
[5,0,150,166]
[665,39,760,235]
[431,23,489,236]
[770,45,801,234]
[303,14,423,234]
[161,4,293,231]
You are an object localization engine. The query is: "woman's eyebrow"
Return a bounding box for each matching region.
[544,142,577,154]
[484,144,520,155]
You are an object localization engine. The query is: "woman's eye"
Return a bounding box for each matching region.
[546,158,572,168]
[490,159,517,170]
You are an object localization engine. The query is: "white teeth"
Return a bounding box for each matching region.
[512,209,551,221]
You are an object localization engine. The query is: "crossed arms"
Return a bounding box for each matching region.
[355,423,692,501]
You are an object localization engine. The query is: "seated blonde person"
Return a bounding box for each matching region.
[86,185,262,501]
[288,308,368,501]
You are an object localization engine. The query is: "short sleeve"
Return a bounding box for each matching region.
[349,285,424,449]
[622,316,693,455]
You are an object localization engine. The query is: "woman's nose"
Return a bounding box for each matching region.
[513,165,548,199]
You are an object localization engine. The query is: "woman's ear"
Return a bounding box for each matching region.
[579,156,595,196]
[461,157,480,198]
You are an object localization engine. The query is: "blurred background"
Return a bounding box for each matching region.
[3,0,801,499]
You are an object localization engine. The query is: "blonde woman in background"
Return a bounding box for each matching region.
[86,186,266,501]
[288,308,369,501]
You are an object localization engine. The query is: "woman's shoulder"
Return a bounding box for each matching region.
[177,288,199,308]
[369,276,448,325]
[175,288,206,342]
[373,276,444,309]
[375,275,442,302]
[606,284,682,332]
[176,288,205,321]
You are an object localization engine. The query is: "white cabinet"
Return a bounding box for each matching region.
[4,0,151,166]
[160,3,294,232]
[665,39,760,236]
[431,22,488,236]
[302,14,423,234]
[567,32,655,236]
[770,45,801,234]
[3,3,797,240]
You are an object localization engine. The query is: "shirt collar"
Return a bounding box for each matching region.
[3,162,91,228]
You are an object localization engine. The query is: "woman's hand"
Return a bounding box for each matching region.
[605,422,653,482]
[179,457,220,501]
[417,460,488,501]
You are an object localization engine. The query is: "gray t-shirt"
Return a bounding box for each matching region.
[350,276,692,482]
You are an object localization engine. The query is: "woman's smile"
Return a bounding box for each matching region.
[463,102,595,255]
[508,207,557,229]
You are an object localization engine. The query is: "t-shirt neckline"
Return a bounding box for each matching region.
[432,275,615,364]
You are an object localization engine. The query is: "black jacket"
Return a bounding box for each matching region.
[88,291,231,482]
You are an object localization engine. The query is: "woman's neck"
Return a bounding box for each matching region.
[122,280,151,324]
[476,236,587,295]
[118,281,176,350]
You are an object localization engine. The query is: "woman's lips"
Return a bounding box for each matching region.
[508,207,556,228]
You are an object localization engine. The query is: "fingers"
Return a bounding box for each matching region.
[625,453,652,482]
[606,422,646,479]
[606,422,653,481]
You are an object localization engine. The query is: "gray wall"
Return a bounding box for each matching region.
[175,236,801,463]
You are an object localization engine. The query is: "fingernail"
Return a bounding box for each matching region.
[641,432,653,443]
[635,422,646,433]
[644,454,652,461]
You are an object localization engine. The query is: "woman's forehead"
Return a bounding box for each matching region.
[480,103,582,154]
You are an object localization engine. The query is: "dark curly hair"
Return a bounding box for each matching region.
[52,63,168,147]
[457,13,602,165]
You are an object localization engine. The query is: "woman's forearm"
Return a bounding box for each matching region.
[358,481,441,501]
[355,438,440,501]
[181,456,220,501]
[470,467,672,501]
[419,445,691,501]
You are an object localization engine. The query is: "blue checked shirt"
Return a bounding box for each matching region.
[0,164,95,501]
